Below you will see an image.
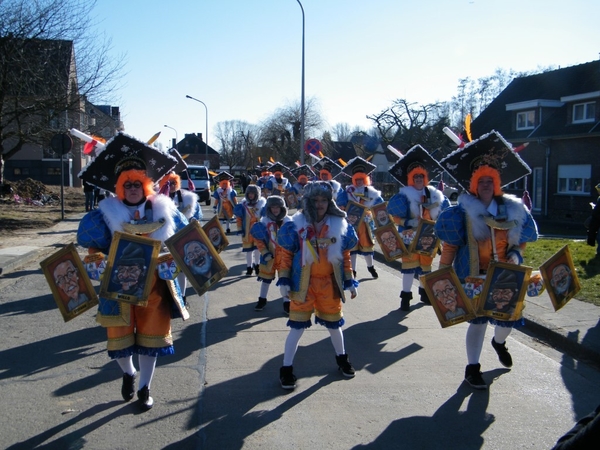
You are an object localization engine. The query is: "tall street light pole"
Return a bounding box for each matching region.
[296,0,306,165]
[185,95,209,166]
[163,124,178,148]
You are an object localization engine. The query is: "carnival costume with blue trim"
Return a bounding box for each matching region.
[435,192,538,327]
[234,185,266,252]
[77,194,189,357]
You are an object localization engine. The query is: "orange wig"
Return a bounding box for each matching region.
[115,169,155,200]
[159,172,181,191]
[469,165,503,196]
[219,179,231,190]
[407,167,429,187]
[352,172,371,186]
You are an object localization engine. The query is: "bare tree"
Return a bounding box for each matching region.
[0,0,124,184]
[258,97,323,166]
[214,120,260,171]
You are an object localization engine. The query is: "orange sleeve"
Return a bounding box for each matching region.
[278,246,293,279]
[440,242,458,266]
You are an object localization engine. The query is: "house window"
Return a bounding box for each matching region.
[516,111,535,130]
[572,102,595,123]
[505,177,526,190]
[13,168,29,176]
[47,167,61,175]
[557,164,591,194]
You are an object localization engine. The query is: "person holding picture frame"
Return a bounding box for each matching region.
[435,130,538,390]
[234,184,265,276]
[336,157,384,279]
[76,133,189,412]
[387,145,451,311]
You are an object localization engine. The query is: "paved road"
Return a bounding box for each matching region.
[0,206,599,449]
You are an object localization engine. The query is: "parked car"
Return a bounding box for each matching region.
[179,165,212,205]
[429,181,460,201]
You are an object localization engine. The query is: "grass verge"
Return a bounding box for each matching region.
[524,238,600,306]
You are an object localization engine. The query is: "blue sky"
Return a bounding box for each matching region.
[92,0,600,149]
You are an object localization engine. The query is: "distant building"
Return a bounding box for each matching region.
[177,133,220,170]
[470,60,600,223]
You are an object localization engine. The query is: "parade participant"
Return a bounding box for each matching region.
[264,162,292,198]
[312,156,344,202]
[289,164,315,205]
[388,146,451,311]
[158,168,202,301]
[234,184,266,276]
[337,157,384,279]
[250,195,291,313]
[76,133,188,411]
[212,171,237,234]
[256,167,272,194]
[435,130,538,390]
[276,181,359,389]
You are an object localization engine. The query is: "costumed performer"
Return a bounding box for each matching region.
[387,146,451,311]
[264,162,292,198]
[435,130,538,390]
[290,164,315,205]
[313,156,344,203]
[233,184,266,276]
[212,171,237,234]
[276,181,359,390]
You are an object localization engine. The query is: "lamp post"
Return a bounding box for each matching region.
[185,95,209,166]
[163,124,178,148]
[296,0,306,165]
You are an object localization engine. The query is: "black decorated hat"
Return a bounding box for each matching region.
[313,156,342,178]
[167,147,188,173]
[116,242,146,268]
[341,156,377,177]
[439,130,531,191]
[268,162,290,176]
[78,132,177,193]
[215,171,234,182]
[291,164,315,179]
[493,269,518,290]
[388,145,446,186]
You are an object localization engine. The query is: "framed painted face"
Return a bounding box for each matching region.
[40,243,98,322]
[539,245,580,311]
[371,202,391,228]
[166,220,229,296]
[409,219,440,258]
[477,261,532,321]
[202,216,229,254]
[374,223,408,261]
[346,201,367,229]
[99,232,161,306]
[421,267,476,328]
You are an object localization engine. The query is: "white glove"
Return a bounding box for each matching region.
[279,284,291,298]
[406,218,419,228]
[263,252,273,262]
[350,286,358,299]
[507,253,520,265]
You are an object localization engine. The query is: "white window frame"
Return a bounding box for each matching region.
[516,111,535,130]
[572,102,595,123]
[557,164,591,195]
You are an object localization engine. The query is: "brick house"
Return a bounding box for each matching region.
[470,60,600,224]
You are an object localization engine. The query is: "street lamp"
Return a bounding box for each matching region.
[163,124,178,148]
[296,0,306,165]
[185,95,209,165]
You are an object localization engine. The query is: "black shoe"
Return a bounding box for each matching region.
[137,385,154,411]
[335,354,356,378]
[121,372,136,402]
[283,301,290,315]
[280,366,297,390]
[253,264,260,276]
[226,228,231,235]
[245,267,253,276]
[367,266,378,278]
[491,338,513,368]
[400,291,412,311]
[353,270,357,278]
[255,297,267,311]
[464,364,487,390]
[419,286,431,305]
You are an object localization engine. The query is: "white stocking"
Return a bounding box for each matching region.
[138,354,157,390]
[351,254,357,271]
[253,249,261,266]
[402,272,414,293]
[493,326,512,345]
[328,327,345,355]
[259,281,270,298]
[283,328,304,366]
[246,252,253,267]
[116,356,136,376]
[466,322,488,365]
[364,254,374,267]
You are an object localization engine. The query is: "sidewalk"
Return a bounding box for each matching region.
[1,211,598,368]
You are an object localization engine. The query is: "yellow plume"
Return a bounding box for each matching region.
[465,114,472,142]
[269,156,275,163]
[366,155,374,162]
[147,131,161,145]
[338,158,347,167]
